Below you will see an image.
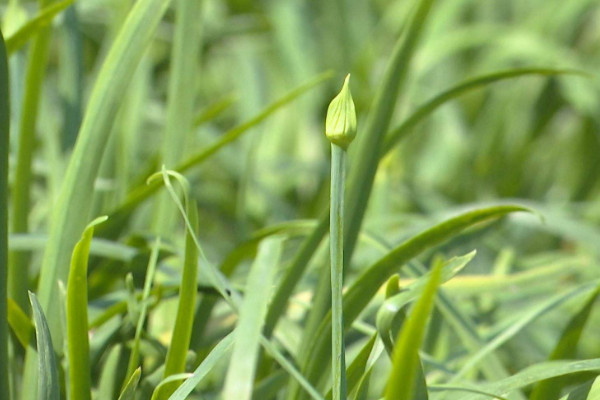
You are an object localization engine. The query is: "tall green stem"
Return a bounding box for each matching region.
[330,144,347,400]
[325,74,356,400]
[0,28,11,400]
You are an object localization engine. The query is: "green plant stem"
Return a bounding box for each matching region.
[330,144,347,400]
[10,19,52,312]
[0,28,11,400]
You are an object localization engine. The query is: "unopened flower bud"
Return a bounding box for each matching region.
[325,74,357,149]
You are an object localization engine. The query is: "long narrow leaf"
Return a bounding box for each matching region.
[223,238,283,400]
[117,367,141,400]
[5,0,74,55]
[530,288,600,400]
[168,334,235,400]
[156,202,200,399]
[0,27,9,400]
[385,259,442,400]
[67,216,107,400]
[7,297,33,349]
[29,292,60,400]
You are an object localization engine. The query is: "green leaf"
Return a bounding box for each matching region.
[342,0,436,270]
[223,237,283,400]
[29,291,60,400]
[558,376,600,400]
[0,27,9,399]
[152,0,203,233]
[7,297,34,349]
[5,0,75,55]
[168,334,235,400]
[124,238,161,385]
[376,252,475,354]
[151,374,194,400]
[156,201,200,399]
[35,0,171,346]
[117,367,141,400]
[67,216,107,400]
[325,334,378,400]
[384,259,442,400]
[529,288,600,400]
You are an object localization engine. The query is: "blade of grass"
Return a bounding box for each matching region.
[118,367,141,400]
[151,375,194,400]
[29,291,60,400]
[5,0,74,55]
[97,345,124,400]
[558,376,600,400]
[67,216,107,400]
[58,5,83,151]
[155,202,200,399]
[342,0,437,268]
[222,237,283,400]
[263,212,329,338]
[34,0,171,348]
[168,333,235,400]
[0,26,9,400]
[411,260,527,390]
[325,334,378,400]
[152,0,202,233]
[124,238,161,384]
[529,288,600,400]
[7,297,33,349]
[384,259,442,400]
[376,252,475,354]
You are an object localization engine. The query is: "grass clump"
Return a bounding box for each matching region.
[1,0,600,399]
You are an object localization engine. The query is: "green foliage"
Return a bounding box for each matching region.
[29,292,59,400]
[0,25,9,400]
[2,0,600,399]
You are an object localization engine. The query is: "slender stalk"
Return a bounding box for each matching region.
[0,27,11,400]
[330,144,347,400]
[325,74,356,400]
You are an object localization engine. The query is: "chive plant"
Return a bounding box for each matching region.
[325,74,356,400]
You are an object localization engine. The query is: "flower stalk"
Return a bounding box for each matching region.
[326,74,356,400]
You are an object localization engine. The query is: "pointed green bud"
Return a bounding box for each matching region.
[325,74,357,149]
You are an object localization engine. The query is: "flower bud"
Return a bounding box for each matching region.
[325,74,357,149]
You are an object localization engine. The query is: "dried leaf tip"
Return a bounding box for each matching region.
[325,74,357,149]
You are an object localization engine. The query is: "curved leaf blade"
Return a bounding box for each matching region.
[5,0,74,55]
[384,260,442,400]
[66,216,107,400]
[29,292,60,400]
